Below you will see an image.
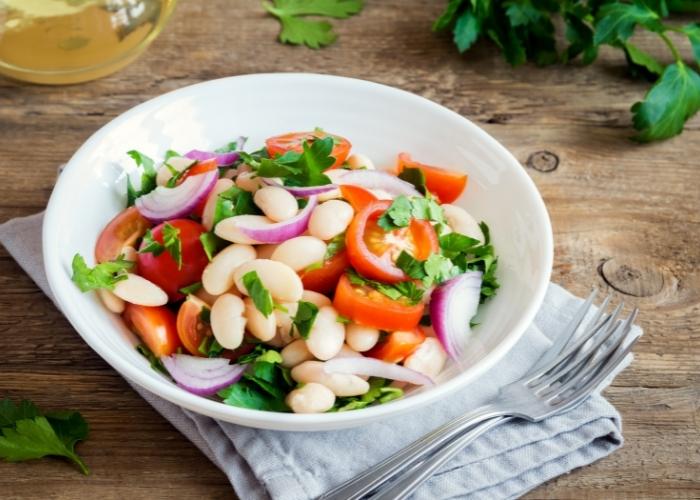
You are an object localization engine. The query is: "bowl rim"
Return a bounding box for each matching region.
[43,72,553,430]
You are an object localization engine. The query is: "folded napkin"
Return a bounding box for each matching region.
[1,212,640,500]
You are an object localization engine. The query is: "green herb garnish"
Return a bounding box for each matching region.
[242,271,274,317]
[292,301,320,339]
[71,254,133,292]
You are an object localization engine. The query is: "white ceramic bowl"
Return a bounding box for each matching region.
[44,73,552,431]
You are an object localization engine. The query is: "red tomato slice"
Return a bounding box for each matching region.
[136,219,209,301]
[176,296,212,356]
[123,303,181,357]
[365,329,426,363]
[265,131,351,169]
[95,207,151,263]
[333,274,424,331]
[181,158,218,182]
[299,250,350,295]
[397,153,468,204]
[340,185,378,212]
[346,200,439,283]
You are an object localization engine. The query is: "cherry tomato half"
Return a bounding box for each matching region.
[137,219,209,301]
[365,329,426,363]
[340,185,378,212]
[176,295,212,356]
[95,207,151,263]
[123,303,181,357]
[265,131,351,169]
[397,153,468,204]
[345,200,439,283]
[299,250,350,295]
[333,274,424,331]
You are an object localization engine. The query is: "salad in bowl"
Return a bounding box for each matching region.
[70,129,498,414]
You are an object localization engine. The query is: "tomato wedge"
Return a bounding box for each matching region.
[333,274,424,331]
[95,207,151,263]
[299,250,350,295]
[123,303,181,357]
[265,131,351,169]
[365,329,426,363]
[176,296,212,356]
[181,157,218,182]
[340,185,378,212]
[397,153,468,204]
[346,200,439,283]
[137,219,209,301]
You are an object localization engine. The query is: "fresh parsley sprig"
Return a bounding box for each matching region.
[125,150,158,206]
[377,195,446,231]
[252,136,335,187]
[71,254,134,292]
[139,224,183,269]
[242,271,275,317]
[291,301,320,339]
[435,0,700,142]
[263,0,364,49]
[0,398,89,475]
[347,269,425,305]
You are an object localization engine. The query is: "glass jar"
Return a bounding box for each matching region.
[0,0,177,84]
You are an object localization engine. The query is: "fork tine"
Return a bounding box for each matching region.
[528,289,598,375]
[550,332,640,408]
[528,301,622,385]
[543,309,637,400]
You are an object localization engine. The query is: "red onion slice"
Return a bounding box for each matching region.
[324,357,434,386]
[162,354,247,397]
[335,170,421,197]
[260,177,337,197]
[135,170,218,223]
[430,271,483,360]
[185,150,239,166]
[234,195,318,244]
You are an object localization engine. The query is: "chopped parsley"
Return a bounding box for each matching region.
[292,301,320,339]
[179,282,203,295]
[252,136,335,187]
[162,223,183,269]
[347,269,424,305]
[377,195,445,231]
[197,336,224,358]
[199,232,225,261]
[242,271,274,317]
[125,150,158,207]
[398,167,427,195]
[331,378,404,412]
[212,185,259,228]
[139,229,165,256]
[136,343,171,377]
[71,254,133,292]
[325,232,346,259]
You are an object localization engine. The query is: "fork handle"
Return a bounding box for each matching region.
[318,404,502,500]
[371,416,513,500]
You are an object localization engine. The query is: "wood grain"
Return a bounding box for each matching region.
[0,0,698,498]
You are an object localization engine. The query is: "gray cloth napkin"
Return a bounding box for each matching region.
[1,211,639,500]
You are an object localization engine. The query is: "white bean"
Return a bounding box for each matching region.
[308,200,354,240]
[281,339,315,368]
[346,153,375,170]
[285,382,336,414]
[271,236,327,272]
[155,157,195,187]
[333,344,363,359]
[202,178,235,231]
[210,294,246,349]
[215,215,275,244]
[318,170,345,201]
[234,259,303,302]
[305,306,345,360]
[275,301,299,344]
[346,324,380,352]
[265,331,286,348]
[403,338,448,378]
[112,274,168,306]
[255,244,278,260]
[243,297,276,341]
[254,186,298,222]
[202,244,257,295]
[235,171,263,192]
[97,289,125,314]
[301,290,332,309]
[291,361,369,397]
[441,204,483,243]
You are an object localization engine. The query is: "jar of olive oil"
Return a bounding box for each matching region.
[0,0,176,84]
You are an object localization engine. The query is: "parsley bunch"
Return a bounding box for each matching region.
[435,0,700,142]
[0,398,89,475]
[264,0,364,48]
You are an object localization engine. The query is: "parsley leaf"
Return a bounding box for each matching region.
[264,0,364,49]
[325,232,346,259]
[136,344,171,377]
[0,398,89,475]
[395,251,460,287]
[292,301,320,339]
[681,22,700,62]
[71,254,133,292]
[397,167,427,195]
[138,229,165,256]
[198,336,225,358]
[255,136,334,187]
[212,185,259,228]
[377,196,444,231]
[347,270,424,305]
[631,62,700,141]
[179,282,202,295]
[395,251,427,280]
[242,271,274,317]
[126,150,158,207]
[162,223,183,269]
[594,2,662,45]
[331,378,403,412]
[199,232,225,261]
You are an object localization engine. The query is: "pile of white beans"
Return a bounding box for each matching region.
[100,153,485,413]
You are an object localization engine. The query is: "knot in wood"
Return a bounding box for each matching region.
[526,150,559,172]
[598,258,665,297]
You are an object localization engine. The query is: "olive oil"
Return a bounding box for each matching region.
[0,0,176,84]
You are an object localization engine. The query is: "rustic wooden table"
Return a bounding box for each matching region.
[1,1,698,498]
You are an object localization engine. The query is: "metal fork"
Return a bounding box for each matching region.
[320,291,639,500]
